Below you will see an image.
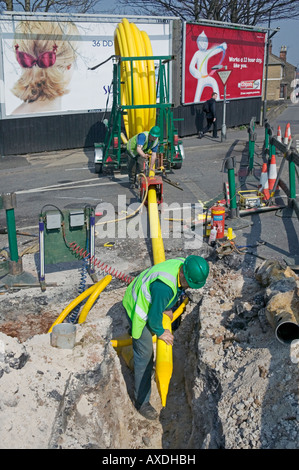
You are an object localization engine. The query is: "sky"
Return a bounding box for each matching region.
[269,18,299,68]
[94,2,299,69]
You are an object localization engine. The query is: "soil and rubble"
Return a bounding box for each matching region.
[0,236,298,449]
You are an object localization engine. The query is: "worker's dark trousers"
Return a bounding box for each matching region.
[127,153,146,185]
[126,315,154,408]
[202,117,218,137]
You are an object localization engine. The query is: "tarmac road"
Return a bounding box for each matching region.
[0,102,298,267]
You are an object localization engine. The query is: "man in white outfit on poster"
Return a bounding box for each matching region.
[189,31,227,102]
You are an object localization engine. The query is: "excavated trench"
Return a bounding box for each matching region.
[0,249,298,449]
[0,270,226,449]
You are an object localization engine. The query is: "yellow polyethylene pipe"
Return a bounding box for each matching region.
[111,297,188,348]
[113,19,170,406]
[48,276,112,333]
[114,19,156,138]
[78,275,112,324]
[141,30,157,129]
[148,167,174,407]
[131,22,149,128]
[122,18,144,136]
[147,170,165,265]
[155,314,173,407]
[115,24,133,138]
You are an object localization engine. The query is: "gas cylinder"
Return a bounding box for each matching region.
[211,205,225,239]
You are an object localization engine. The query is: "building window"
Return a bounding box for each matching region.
[280,84,286,99]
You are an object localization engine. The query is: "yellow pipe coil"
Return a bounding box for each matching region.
[48,275,112,333]
[114,18,156,139]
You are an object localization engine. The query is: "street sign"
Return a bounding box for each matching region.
[218,70,231,85]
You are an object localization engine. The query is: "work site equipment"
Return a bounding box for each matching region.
[210,205,226,239]
[93,18,184,174]
[38,205,97,291]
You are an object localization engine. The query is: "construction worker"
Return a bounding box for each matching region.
[122,255,209,420]
[126,126,160,189]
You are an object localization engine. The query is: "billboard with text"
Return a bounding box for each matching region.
[0,16,171,118]
[182,22,266,104]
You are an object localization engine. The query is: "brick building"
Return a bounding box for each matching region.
[265,43,297,101]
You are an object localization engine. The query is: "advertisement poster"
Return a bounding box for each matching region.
[0,18,171,118]
[182,22,266,104]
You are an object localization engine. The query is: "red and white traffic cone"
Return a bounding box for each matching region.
[277,125,282,143]
[258,163,270,200]
[262,177,270,200]
[258,163,268,191]
[268,154,277,191]
[288,123,292,142]
[283,125,289,144]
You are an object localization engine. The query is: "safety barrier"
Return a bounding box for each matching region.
[247,116,257,173]
[264,120,277,158]
[0,192,22,276]
[269,135,299,219]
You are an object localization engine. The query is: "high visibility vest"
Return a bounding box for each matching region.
[122,258,185,339]
[127,131,158,158]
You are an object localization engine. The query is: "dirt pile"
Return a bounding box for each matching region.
[0,248,298,449]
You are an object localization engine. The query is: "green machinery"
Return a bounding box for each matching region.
[94,55,184,174]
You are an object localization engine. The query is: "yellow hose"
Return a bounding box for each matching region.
[147,169,166,265]
[114,18,156,139]
[78,275,112,324]
[48,275,112,333]
[155,314,173,407]
[112,19,175,407]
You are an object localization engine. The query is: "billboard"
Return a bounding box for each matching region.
[182,22,266,104]
[0,16,171,118]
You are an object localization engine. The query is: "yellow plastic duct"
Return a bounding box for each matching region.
[113,19,174,407]
[155,314,173,407]
[111,297,189,348]
[48,275,112,333]
[147,171,166,265]
[147,167,173,406]
[78,275,112,324]
[114,18,156,139]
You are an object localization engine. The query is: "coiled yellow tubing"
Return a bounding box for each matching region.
[114,18,156,139]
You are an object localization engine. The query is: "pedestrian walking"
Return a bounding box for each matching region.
[199,92,218,139]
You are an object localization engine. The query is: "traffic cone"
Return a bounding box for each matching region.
[283,125,289,144]
[258,163,268,191]
[268,154,277,191]
[277,125,282,143]
[287,123,292,142]
[258,163,270,200]
[262,177,270,200]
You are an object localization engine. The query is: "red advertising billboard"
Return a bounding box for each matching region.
[182,23,266,104]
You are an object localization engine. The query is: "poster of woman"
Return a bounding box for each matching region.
[0,16,171,118]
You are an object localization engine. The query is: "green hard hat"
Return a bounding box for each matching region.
[183,255,209,289]
[149,126,160,138]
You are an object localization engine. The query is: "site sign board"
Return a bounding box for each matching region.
[182,22,266,104]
